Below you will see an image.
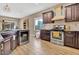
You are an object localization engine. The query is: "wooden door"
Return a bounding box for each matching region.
[76,32,79,48]
[65,6,72,22]
[71,5,76,21]
[43,13,48,23]
[40,30,50,41]
[64,32,75,47]
[0,44,2,55]
[11,36,18,50]
[75,4,79,21]
[3,39,11,55]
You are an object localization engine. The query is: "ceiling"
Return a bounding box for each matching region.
[0,3,57,18]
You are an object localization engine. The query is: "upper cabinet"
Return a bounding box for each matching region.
[65,5,72,22]
[65,3,79,22]
[42,11,54,24]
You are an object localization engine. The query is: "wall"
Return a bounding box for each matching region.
[0,16,19,30]
[65,22,79,31]
[21,3,79,40]
[26,5,56,37]
[19,17,29,30]
[21,3,65,39]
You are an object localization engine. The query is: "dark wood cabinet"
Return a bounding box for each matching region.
[43,11,54,24]
[65,3,79,22]
[76,32,79,48]
[0,43,2,54]
[71,5,76,21]
[75,4,79,21]
[40,30,50,41]
[3,38,11,55]
[10,36,18,50]
[0,31,24,55]
[10,32,20,50]
[64,32,76,47]
[64,31,79,49]
[65,6,72,22]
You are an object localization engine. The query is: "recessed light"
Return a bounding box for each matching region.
[34,3,39,5]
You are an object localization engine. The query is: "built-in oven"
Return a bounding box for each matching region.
[50,25,64,45]
[51,31,62,39]
[51,31,64,45]
[18,30,29,45]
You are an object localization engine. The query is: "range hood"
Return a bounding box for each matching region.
[52,4,65,21]
[52,16,65,21]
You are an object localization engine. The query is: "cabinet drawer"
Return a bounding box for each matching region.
[65,32,75,37]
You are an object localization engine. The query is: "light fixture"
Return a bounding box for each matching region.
[3,4,11,12]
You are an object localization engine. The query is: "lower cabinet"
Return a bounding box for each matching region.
[40,30,50,41]
[0,43,2,54]
[3,39,11,55]
[64,31,79,49]
[76,32,79,48]
[10,36,18,50]
[64,31,75,47]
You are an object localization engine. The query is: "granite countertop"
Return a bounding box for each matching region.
[0,30,17,43]
[0,34,4,43]
[0,29,29,43]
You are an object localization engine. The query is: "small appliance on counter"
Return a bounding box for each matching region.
[50,25,64,45]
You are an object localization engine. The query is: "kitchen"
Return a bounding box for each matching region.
[0,16,29,55]
[0,3,79,55]
[40,3,79,49]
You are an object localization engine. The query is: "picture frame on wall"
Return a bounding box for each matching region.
[42,11,54,24]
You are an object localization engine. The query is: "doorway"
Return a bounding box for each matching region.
[34,17,44,38]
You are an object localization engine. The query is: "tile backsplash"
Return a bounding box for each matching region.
[43,23,54,30]
[43,19,79,31]
[43,20,65,30]
[65,22,79,31]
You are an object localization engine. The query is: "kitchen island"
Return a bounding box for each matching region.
[0,30,29,55]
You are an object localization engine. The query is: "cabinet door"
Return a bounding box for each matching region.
[72,5,76,21]
[0,44,2,55]
[40,30,45,39]
[11,39,17,50]
[3,39,11,55]
[65,6,72,22]
[43,13,48,23]
[75,4,79,21]
[40,30,50,41]
[64,32,75,47]
[11,36,18,50]
[76,32,79,48]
